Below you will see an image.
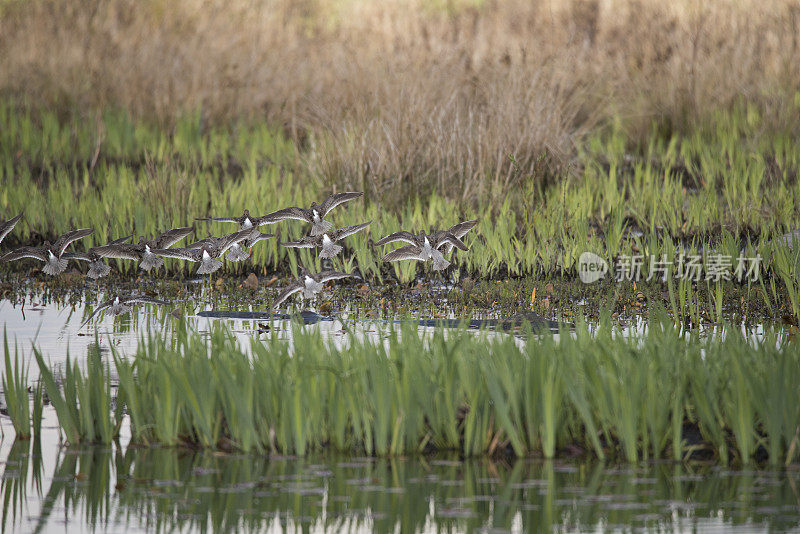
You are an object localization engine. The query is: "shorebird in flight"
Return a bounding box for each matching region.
[67,234,134,279]
[195,209,285,230]
[1,228,93,276]
[263,192,363,236]
[200,228,275,262]
[90,226,194,271]
[375,226,473,271]
[272,269,358,308]
[153,228,253,274]
[80,294,171,328]
[280,221,371,259]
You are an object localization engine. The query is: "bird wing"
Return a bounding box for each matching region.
[315,271,357,283]
[62,252,92,262]
[319,192,363,216]
[53,228,93,256]
[246,231,274,245]
[107,234,134,245]
[120,295,171,306]
[195,216,241,224]
[374,231,418,247]
[150,248,202,262]
[153,226,194,248]
[217,229,253,255]
[185,237,215,250]
[447,220,478,239]
[435,232,469,251]
[259,207,308,223]
[1,247,47,262]
[90,244,142,261]
[280,237,318,248]
[272,282,304,308]
[382,245,425,262]
[79,299,114,328]
[332,221,371,241]
[0,213,22,243]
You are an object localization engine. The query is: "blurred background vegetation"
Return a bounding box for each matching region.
[2,0,799,201]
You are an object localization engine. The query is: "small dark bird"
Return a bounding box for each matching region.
[0,213,23,245]
[90,226,194,271]
[153,228,253,274]
[281,221,371,259]
[1,228,93,276]
[375,229,469,271]
[191,228,275,262]
[375,220,477,270]
[66,234,134,279]
[272,269,358,308]
[195,209,284,230]
[262,192,364,236]
[80,294,171,328]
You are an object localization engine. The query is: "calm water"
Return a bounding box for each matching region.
[0,284,778,374]
[0,284,394,370]
[0,283,525,373]
[2,413,800,533]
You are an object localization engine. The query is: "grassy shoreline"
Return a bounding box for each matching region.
[0,273,794,332]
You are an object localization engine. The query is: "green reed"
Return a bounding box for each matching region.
[33,342,117,445]
[1,330,32,439]
[1,102,799,293]
[773,236,800,324]
[20,314,800,464]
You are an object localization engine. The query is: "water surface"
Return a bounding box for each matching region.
[2,414,799,533]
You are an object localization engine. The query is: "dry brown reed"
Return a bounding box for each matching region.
[2,0,799,204]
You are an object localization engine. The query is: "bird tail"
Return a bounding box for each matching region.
[87,261,111,279]
[197,258,223,275]
[311,220,334,236]
[319,243,343,259]
[226,244,251,262]
[431,250,451,271]
[303,280,324,298]
[43,257,69,276]
[140,251,164,271]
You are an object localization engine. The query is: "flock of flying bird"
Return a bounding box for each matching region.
[0,193,478,320]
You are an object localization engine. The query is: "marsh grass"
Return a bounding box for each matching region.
[1,102,800,326]
[773,241,800,323]
[1,330,31,439]
[2,102,799,295]
[19,316,800,465]
[33,343,117,445]
[0,0,799,329]
[0,101,798,282]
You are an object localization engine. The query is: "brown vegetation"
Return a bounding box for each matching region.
[2,0,799,204]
